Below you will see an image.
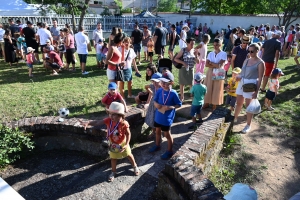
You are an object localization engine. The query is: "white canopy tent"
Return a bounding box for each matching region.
[0,0,40,16]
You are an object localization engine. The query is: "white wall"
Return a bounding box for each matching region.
[143,13,299,32]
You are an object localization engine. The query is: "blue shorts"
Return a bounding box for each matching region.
[190,105,203,117]
[78,54,88,63]
[133,43,142,53]
[96,53,102,61]
[26,63,33,68]
[225,95,237,108]
[123,68,132,82]
[266,90,276,101]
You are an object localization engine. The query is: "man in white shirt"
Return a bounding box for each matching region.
[37,23,53,60]
[75,26,89,75]
[50,19,61,45]
[93,22,103,49]
[0,24,5,59]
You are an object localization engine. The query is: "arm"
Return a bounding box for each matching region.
[153,35,158,45]
[79,119,104,130]
[206,59,225,69]
[231,54,236,69]
[274,50,279,68]
[120,97,128,112]
[131,58,140,73]
[145,85,153,104]
[120,127,131,152]
[253,62,265,99]
[261,47,265,58]
[92,30,96,48]
[195,43,203,49]
[105,47,116,65]
[154,101,162,109]
[174,49,187,67]
[172,32,176,46]
[65,34,70,47]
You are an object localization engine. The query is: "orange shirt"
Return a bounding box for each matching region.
[103,118,129,144]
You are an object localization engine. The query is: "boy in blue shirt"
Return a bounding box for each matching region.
[189,72,207,130]
[149,70,182,160]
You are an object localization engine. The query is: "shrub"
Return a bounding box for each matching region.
[0,125,35,167]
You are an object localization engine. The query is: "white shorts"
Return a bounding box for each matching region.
[143,46,148,52]
[236,78,257,99]
[107,68,116,80]
[297,51,300,57]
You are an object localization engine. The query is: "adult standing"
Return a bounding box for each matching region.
[179,25,189,49]
[153,21,168,60]
[21,21,40,63]
[63,28,76,71]
[168,24,177,60]
[203,38,227,110]
[259,31,281,92]
[231,35,250,69]
[223,25,232,51]
[108,27,119,47]
[74,26,89,75]
[232,29,246,53]
[37,23,53,60]
[174,38,199,101]
[8,19,20,38]
[50,19,60,45]
[142,25,151,62]
[93,22,103,49]
[118,37,140,98]
[4,29,17,66]
[106,33,126,82]
[234,43,265,133]
[226,28,237,53]
[0,24,5,59]
[131,24,143,65]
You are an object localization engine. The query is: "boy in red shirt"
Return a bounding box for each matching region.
[102,82,128,112]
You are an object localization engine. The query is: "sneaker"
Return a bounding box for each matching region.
[242,125,251,133]
[127,95,135,99]
[267,106,275,111]
[161,151,173,160]
[149,145,161,153]
[196,119,203,124]
[82,71,89,75]
[234,118,238,123]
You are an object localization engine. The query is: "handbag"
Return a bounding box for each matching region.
[172,48,186,69]
[212,68,226,80]
[115,49,130,82]
[242,59,257,92]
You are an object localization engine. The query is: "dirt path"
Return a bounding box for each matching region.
[233,115,300,199]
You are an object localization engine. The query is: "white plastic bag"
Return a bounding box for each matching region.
[246,99,261,114]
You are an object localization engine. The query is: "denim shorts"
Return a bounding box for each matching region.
[190,105,203,117]
[26,63,33,68]
[78,54,88,63]
[225,95,237,107]
[266,90,276,101]
[133,43,142,53]
[96,53,102,61]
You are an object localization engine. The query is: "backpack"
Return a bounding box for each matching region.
[172,48,186,69]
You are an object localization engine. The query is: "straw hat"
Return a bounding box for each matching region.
[106,102,125,116]
[241,35,250,43]
[27,47,35,53]
[232,67,242,74]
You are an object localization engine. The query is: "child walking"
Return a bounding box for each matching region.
[26,47,35,77]
[101,42,109,69]
[96,39,103,68]
[195,34,210,74]
[102,82,128,112]
[79,102,139,182]
[225,67,241,114]
[264,68,283,111]
[149,70,182,160]
[147,37,154,64]
[188,72,207,130]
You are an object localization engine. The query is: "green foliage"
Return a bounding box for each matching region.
[101,7,113,16]
[0,125,35,168]
[122,8,132,13]
[114,0,122,9]
[158,0,178,12]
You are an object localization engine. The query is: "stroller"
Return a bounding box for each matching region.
[157,58,172,73]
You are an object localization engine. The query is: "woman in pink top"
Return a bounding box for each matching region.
[106,33,126,83]
[63,28,76,71]
[195,34,210,74]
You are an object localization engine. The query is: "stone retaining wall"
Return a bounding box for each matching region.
[156,108,231,200]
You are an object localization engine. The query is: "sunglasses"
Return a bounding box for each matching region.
[247,50,255,53]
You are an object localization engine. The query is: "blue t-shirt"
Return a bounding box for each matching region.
[252,37,259,43]
[190,84,207,106]
[154,88,182,126]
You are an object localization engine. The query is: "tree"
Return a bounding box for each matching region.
[158,0,178,12]
[24,0,90,33]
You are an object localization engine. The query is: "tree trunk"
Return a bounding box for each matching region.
[78,0,90,31]
[70,4,77,34]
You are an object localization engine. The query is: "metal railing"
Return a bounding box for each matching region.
[0,15,165,32]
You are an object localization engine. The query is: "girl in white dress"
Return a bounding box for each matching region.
[179,25,189,49]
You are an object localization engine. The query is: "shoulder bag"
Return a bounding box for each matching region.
[172,48,186,69]
[242,59,257,92]
[115,49,130,82]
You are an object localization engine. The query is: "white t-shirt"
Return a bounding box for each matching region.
[0,28,5,41]
[75,32,90,54]
[207,50,227,64]
[118,47,136,69]
[38,28,52,45]
[96,43,103,54]
[265,31,273,40]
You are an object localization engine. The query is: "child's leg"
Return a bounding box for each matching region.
[111,158,117,172]
[196,113,202,120]
[119,81,125,98]
[264,98,269,107]
[127,154,137,167]
[267,99,272,107]
[164,130,173,152]
[155,127,162,146]
[29,67,33,76]
[127,81,132,97]
[149,55,153,64]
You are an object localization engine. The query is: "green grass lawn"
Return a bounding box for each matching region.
[0,44,300,136]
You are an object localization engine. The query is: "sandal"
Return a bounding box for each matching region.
[133,166,140,176]
[108,172,116,182]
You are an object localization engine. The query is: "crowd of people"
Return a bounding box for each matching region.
[1,17,299,182]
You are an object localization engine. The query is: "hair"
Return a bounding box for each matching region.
[239,29,246,35]
[227,54,232,59]
[143,25,148,29]
[232,28,237,34]
[266,26,270,31]
[113,33,125,44]
[42,23,47,28]
[171,24,176,29]
[14,32,20,38]
[5,29,11,36]
[111,27,119,36]
[186,37,196,44]
[146,64,157,81]
[37,22,42,27]
[291,25,295,29]
[270,73,279,79]
[202,34,211,43]
[65,23,71,29]
[52,19,57,22]
[259,36,265,41]
[124,37,133,48]
[214,38,222,45]
[249,43,260,51]
[97,22,101,25]
[254,32,257,36]
[296,27,300,31]
[257,42,262,47]
[78,26,84,32]
[158,21,162,26]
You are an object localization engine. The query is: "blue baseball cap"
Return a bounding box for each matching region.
[150,72,162,82]
[272,68,284,75]
[98,39,103,43]
[159,70,174,82]
[108,82,117,90]
[194,72,206,81]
